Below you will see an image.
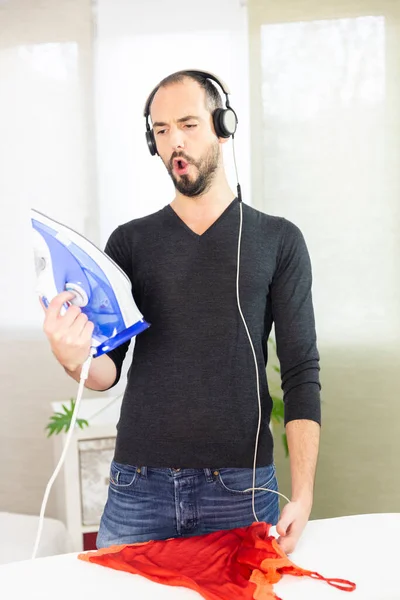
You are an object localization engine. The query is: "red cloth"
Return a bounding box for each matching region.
[78,521,356,599]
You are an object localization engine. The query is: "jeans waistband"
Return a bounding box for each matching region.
[137,467,218,482]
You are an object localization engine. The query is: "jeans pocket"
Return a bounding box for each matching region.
[216,465,276,495]
[109,460,139,488]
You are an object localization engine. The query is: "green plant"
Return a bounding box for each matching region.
[267,338,289,457]
[45,399,89,437]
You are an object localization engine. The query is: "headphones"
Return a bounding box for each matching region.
[143,69,238,157]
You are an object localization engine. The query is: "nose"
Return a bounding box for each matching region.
[169,126,185,151]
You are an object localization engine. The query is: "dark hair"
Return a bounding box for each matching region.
[154,71,223,114]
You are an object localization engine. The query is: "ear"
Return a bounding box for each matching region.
[218,136,231,146]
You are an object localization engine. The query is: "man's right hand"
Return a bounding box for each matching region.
[41,291,95,372]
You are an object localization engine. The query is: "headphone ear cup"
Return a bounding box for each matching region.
[146,129,158,156]
[213,108,238,138]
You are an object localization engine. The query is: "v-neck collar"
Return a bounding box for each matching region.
[164,198,238,239]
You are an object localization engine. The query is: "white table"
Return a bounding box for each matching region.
[1,513,399,599]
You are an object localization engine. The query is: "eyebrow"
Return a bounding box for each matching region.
[152,115,200,128]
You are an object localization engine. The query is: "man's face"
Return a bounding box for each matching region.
[150,79,221,197]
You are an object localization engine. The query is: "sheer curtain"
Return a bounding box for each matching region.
[248,0,400,517]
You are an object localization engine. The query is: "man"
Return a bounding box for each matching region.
[42,70,321,554]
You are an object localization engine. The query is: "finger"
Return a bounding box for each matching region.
[276,522,286,537]
[43,304,82,339]
[80,320,94,343]
[276,513,292,537]
[68,312,90,338]
[45,292,76,324]
[59,305,86,331]
[55,316,91,351]
[277,534,296,555]
[278,515,305,554]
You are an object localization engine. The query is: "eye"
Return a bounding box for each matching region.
[185,124,197,129]
[156,129,166,136]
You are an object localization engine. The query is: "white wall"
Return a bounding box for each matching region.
[94,0,251,246]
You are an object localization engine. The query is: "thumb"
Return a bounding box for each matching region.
[276,511,292,537]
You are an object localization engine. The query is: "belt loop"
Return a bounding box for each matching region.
[204,468,213,482]
[138,466,147,478]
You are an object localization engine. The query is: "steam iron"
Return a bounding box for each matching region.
[31,208,150,356]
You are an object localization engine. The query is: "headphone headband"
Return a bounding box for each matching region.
[143,69,238,157]
[143,69,232,121]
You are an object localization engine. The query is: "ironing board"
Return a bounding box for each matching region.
[0,513,399,599]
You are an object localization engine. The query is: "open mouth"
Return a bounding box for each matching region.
[173,158,190,175]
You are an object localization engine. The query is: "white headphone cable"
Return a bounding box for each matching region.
[235,199,290,521]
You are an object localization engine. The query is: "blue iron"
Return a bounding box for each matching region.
[31,208,150,355]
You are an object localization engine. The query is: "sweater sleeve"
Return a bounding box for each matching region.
[270,219,321,426]
[103,226,132,388]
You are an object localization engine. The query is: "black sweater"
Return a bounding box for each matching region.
[104,198,321,468]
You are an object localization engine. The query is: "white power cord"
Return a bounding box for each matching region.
[31,348,96,560]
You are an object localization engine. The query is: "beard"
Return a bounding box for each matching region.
[166,142,220,197]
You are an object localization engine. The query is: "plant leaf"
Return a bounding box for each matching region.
[282,432,289,457]
[271,396,284,423]
[45,402,89,437]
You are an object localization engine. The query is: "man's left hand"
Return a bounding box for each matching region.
[275,500,311,555]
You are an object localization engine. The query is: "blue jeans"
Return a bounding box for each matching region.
[96,461,280,548]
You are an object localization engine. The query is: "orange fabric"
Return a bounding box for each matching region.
[78,521,356,599]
